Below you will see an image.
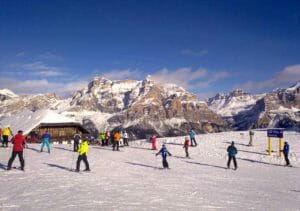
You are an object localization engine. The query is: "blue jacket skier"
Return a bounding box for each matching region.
[227,141,238,170]
[189,129,197,146]
[156,144,172,169]
[41,131,51,153]
[282,142,290,166]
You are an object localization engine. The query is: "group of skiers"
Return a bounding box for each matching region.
[1,126,293,172]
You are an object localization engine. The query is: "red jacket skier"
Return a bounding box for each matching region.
[151,134,157,150]
[7,130,26,170]
[183,137,190,158]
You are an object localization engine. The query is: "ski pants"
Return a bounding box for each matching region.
[76,154,90,171]
[8,151,25,169]
[74,141,79,152]
[162,157,169,168]
[41,140,51,152]
[227,156,237,169]
[190,137,197,146]
[123,138,129,146]
[284,153,290,166]
[185,148,189,157]
[2,135,9,147]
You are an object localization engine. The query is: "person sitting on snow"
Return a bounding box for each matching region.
[156,144,172,169]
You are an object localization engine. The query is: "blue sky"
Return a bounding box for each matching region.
[0,0,300,99]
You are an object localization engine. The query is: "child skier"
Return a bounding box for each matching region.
[156,144,172,169]
[189,129,197,147]
[227,141,238,170]
[41,130,51,153]
[76,138,90,172]
[183,137,190,158]
[7,130,26,171]
[151,134,157,150]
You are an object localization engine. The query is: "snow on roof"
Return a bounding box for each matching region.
[0,109,79,135]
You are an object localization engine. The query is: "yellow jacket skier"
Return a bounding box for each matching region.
[76,138,90,172]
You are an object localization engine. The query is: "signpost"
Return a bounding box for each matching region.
[267,128,284,156]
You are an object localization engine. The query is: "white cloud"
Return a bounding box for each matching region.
[181,49,208,57]
[37,52,63,61]
[151,67,228,90]
[10,61,67,77]
[236,64,300,92]
[16,52,25,57]
[95,69,141,80]
[0,78,87,97]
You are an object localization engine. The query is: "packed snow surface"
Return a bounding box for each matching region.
[0,131,300,210]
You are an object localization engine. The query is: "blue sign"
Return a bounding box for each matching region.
[267,129,284,138]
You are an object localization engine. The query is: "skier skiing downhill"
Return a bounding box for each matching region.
[40,130,51,153]
[227,141,238,170]
[76,138,90,172]
[183,137,190,158]
[156,144,172,169]
[7,130,26,171]
[151,134,157,150]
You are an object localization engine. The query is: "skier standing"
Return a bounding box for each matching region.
[113,131,121,151]
[105,130,110,146]
[76,138,90,172]
[151,134,157,150]
[156,144,172,169]
[123,130,129,146]
[227,141,238,170]
[7,130,26,171]
[100,132,105,146]
[40,130,51,153]
[282,142,291,166]
[73,131,81,152]
[189,129,197,147]
[183,137,190,158]
[248,130,254,146]
[2,126,13,148]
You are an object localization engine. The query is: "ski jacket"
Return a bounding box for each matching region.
[3,127,12,136]
[123,132,128,139]
[227,146,237,157]
[283,144,289,155]
[183,139,189,149]
[105,131,110,139]
[114,132,121,142]
[12,133,26,152]
[78,140,89,155]
[99,133,105,140]
[74,133,81,143]
[151,135,156,143]
[156,147,172,158]
[189,130,196,139]
[41,132,51,142]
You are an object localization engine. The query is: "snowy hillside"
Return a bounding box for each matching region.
[207,89,264,117]
[0,131,299,210]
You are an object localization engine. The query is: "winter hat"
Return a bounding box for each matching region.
[231,141,235,145]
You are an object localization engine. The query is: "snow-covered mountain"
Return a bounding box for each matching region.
[207,83,300,130]
[0,76,228,138]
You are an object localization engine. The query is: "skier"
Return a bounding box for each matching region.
[73,131,81,152]
[189,129,197,147]
[40,130,51,153]
[123,130,129,146]
[151,134,157,150]
[7,130,26,171]
[183,137,190,158]
[248,130,254,146]
[113,131,121,151]
[2,126,13,148]
[105,130,110,146]
[282,142,291,166]
[156,144,172,169]
[227,141,238,170]
[99,132,105,146]
[76,138,90,172]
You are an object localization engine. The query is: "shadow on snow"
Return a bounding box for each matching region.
[184,160,228,170]
[125,161,159,169]
[45,163,71,171]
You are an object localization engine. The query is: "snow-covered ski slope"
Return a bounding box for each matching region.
[0,131,299,210]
